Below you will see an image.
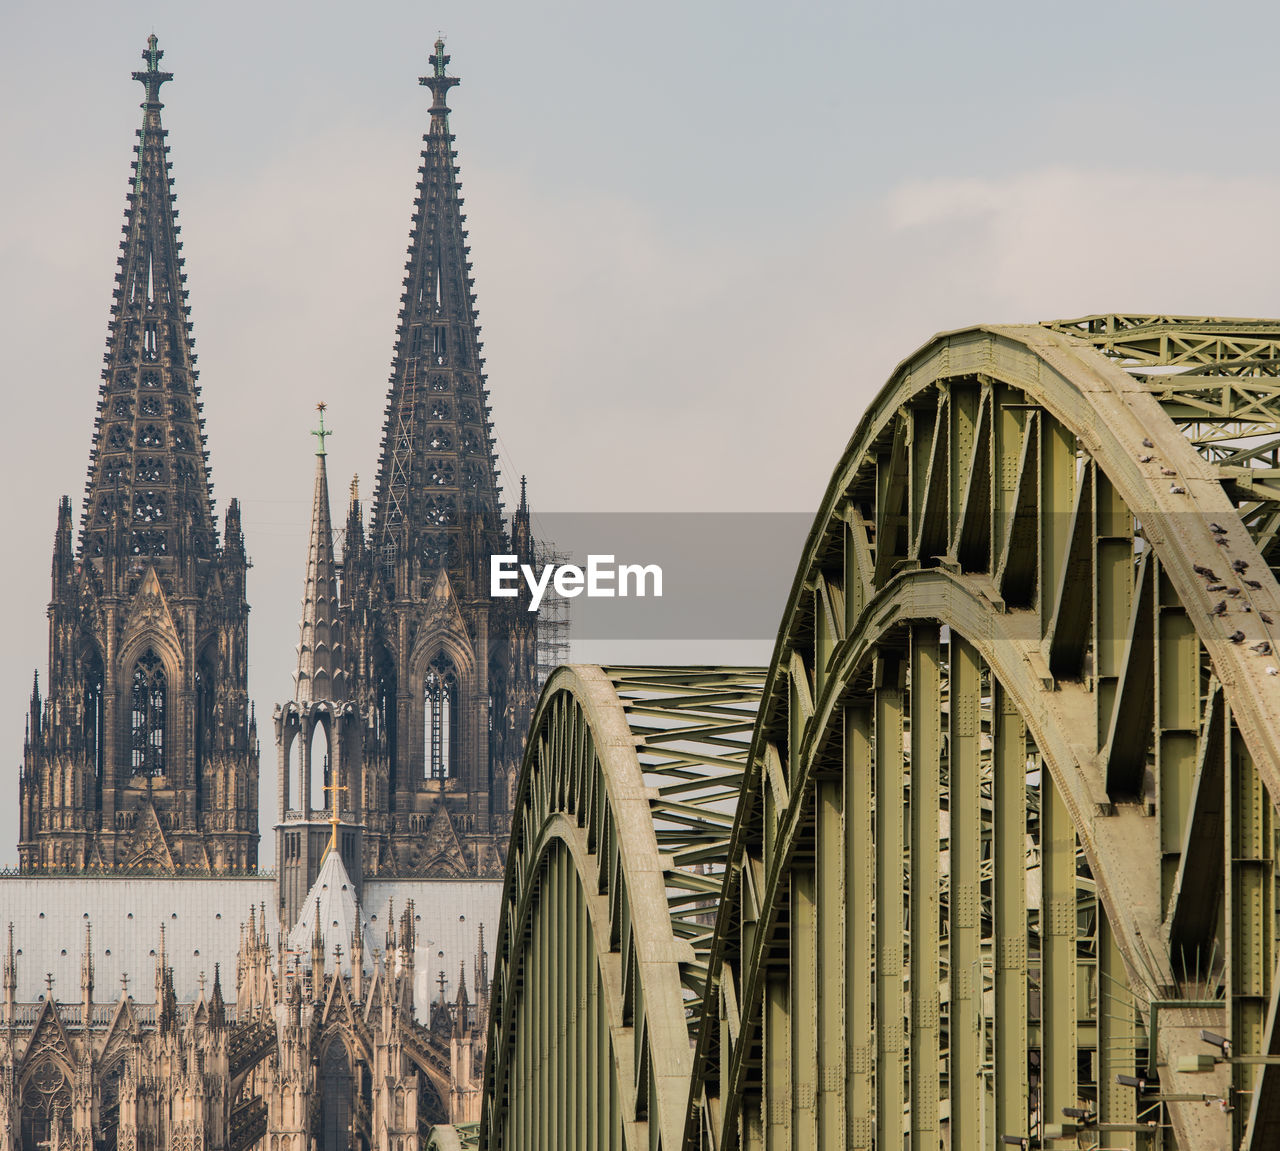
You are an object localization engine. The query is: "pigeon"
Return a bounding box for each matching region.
[1207,584,1227,592]
[1253,642,1273,656]
[1245,579,1263,590]
[1170,484,1187,494]
[1143,438,1154,448]
[1227,587,1243,597]
[1245,605,1254,613]
[1232,559,1250,573]
[1161,468,1178,476]
[1194,565,1220,579]
[1138,454,1153,463]
[1263,612,1275,626]
[1216,536,1231,545]
[1210,523,1229,534]
[1210,601,1229,616]
[1230,631,1247,644]
[1268,666,1279,677]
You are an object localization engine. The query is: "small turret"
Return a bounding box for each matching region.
[81,921,94,1030]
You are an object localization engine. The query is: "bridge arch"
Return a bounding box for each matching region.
[686,319,1280,1150]
[479,666,763,1151]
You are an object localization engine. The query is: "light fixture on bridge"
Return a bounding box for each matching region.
[1201,1029,1231,1057]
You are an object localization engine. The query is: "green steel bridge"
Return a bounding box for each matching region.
[465,318,1280,1149]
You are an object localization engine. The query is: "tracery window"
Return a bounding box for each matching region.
[20,1060,71,1150]
[130,649,166,776]
[424,652,458,780]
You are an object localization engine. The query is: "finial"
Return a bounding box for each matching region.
[312,402,332,457]
[45,972,54,997]
[132,34,173,109]
[350,474,359,504]
[421,37,461,114]
[437,969,448,998]
[520,475,528,513]
[323,779,349,858]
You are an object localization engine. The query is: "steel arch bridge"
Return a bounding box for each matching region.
[468,317,1280,1150]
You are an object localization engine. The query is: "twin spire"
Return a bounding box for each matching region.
[82,34,217,567]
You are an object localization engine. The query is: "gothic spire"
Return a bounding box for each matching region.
[371,38,505,585]
[80,35,217,567]
[294,403,345,703]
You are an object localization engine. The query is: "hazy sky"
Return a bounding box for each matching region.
[4,1,1280,861]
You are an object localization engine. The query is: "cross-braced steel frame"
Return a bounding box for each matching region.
[479,666,764,1151]
[462,317,1280,1151]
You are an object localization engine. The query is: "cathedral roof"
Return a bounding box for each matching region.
[80,35,219,566]
[371,39,507,587]
[287,849,370,971]
[294,405,345,703]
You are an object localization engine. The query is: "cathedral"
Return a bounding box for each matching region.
[1,34,539,1150]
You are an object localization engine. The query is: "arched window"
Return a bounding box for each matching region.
[130,650,166,776]
[195,654,214,808]
[319,1041,353,1150]
[424,652,458,780]
[20,1060,71,1150]
[83,649,104,783]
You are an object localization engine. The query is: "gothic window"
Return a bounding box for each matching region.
[432,327,447,360]
[140,395,162,416]
[108,425,129,450]
[113,397,133,417]
[377,659,398,795]
[427,427,453,451]
[195,655,214,809]
[460,401,479,423]
[462,461,484,489]
[424,652,458,780]
[429,398,451,420]
[422,533,451,570]
[173,427,192,451]
[130,650,166,776]
[426,459,454,486]
[170,370,188,393]
[430,374,449,392]
[19,1060,71,1150]
[103,460,128,485]
[140,371,160,389]
[143,323,158,361]
[424,495,456,527]
[130,530,167,556]
[319,1042,354,1151]
[84,650,105,783]
[176,459,197,484]
[171,398,190,419]
[139,424,163,447]
[461,430,480,456]
[136,457,164,483]
[133,491,166,523]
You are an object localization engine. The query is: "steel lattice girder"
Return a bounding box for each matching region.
[683,322,1280,1151]
[479,666,764,1151]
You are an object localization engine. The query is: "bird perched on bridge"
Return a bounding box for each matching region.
[1227,587,1243,597]
[1245,579,1263,590]
[1194,565,1220,580]
[1229,631,1247,643]
[1262,611,1274,625]
[1207,583,1227,592]
[1253,641,1272,656]
[1232,559,1250,574]
[1161,468,1177,477]
[1210,523,1229,535]
[1138,454,1153,463]
[1143,438,1154,448]
[1209,601,1228,617]
[1170,483,1187,494]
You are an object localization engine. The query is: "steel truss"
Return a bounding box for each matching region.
[464,318,1280,1150]
[479,666,764,1151]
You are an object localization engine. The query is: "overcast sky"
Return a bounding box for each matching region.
[4,1,1280,862]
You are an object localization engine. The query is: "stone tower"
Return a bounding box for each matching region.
[341,40,539,878]
[18,36,259,873]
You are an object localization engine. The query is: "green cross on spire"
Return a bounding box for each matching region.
[312,402,331,456]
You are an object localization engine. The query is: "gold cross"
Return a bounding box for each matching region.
[323,779,349,856]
